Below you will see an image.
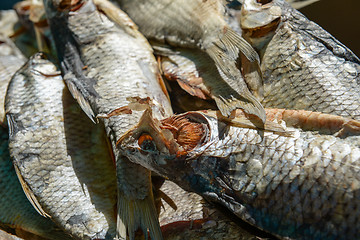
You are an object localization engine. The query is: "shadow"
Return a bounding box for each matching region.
[62,87,117,239]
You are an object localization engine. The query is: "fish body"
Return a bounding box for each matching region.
[157,180,265,240]
[118,0,266,122]
[241,0,360,119]
[118,109,360,239]
[0,35,26,124]
[5,53,117,239]
[43,0,173,238]
[0,124,72,240]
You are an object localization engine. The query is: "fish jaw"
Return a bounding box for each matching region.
[240,0,282,53]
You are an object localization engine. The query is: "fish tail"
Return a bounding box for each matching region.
[116,184,163,240]
[206,27,265,123]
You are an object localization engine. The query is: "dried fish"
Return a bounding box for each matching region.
[0,124,72,240]
[241,0,360,119]
[118,108,360,239]
[5,53,117,239]
[117,0,266,122]
[43,0,173,238]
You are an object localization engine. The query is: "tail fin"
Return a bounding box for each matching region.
[116,175,163,240]
[206,27,266,123]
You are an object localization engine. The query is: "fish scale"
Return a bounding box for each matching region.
[240,0,360,120]
[43,0,173,238]
[118,0,266,122]
[118,109,360,239]
[65,8,169,198]
[0,125,73,240]
[5,53,117,239]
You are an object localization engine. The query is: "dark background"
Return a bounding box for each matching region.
[300,0,360,57]
[1,0,360,56]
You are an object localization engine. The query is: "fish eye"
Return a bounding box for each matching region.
[138,134,157,152]
[257,0,272,4]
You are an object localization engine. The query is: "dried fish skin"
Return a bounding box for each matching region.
[0,35,26,125]
[0,125,73,240]
[5,53,117,240]
[118,109,360,239]
[43,0,173,238]
[118,0,266,122]
[158,180,262,240]
[241,0,360,120]
[118,0,227,49]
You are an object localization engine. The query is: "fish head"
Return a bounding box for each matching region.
[29,52,60,76]
[43,0,95,17]
[117,109,212,177]
[240,0,282,52]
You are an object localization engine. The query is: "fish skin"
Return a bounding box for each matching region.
[240,0,360,120]
[0,35,26,125]
[156,180,265,240]
[5,53,117,240]
[0,124,73,240]
[43,0,173,239]
[117,0,266,122]
[118,109,360,240]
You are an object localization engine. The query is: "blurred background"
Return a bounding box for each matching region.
[1,0,359,56]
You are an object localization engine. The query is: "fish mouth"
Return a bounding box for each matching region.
[255,0,273,4]
[240,0,282,38]
[30,52,61,77]
[57,0,83,11]
[242,17,281,39]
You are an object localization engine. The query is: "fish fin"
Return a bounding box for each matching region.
[212,88,266,124]
[204,110,292,136]
[335,119,360,138]
[206,28,265,122]
[208,27,260,64]
[175,78,208,100]
[156,189,177,211]
[96,106,133,119]
[240,52,264,100]
[155,68,171,102]
[65,79,96,123]
[116,181,163,240]
[159,50,211,100]
[13,164,51,218]
[264,108,360,137]
[59,40,98,123]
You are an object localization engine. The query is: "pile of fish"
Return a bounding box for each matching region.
[0,0,359,239]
